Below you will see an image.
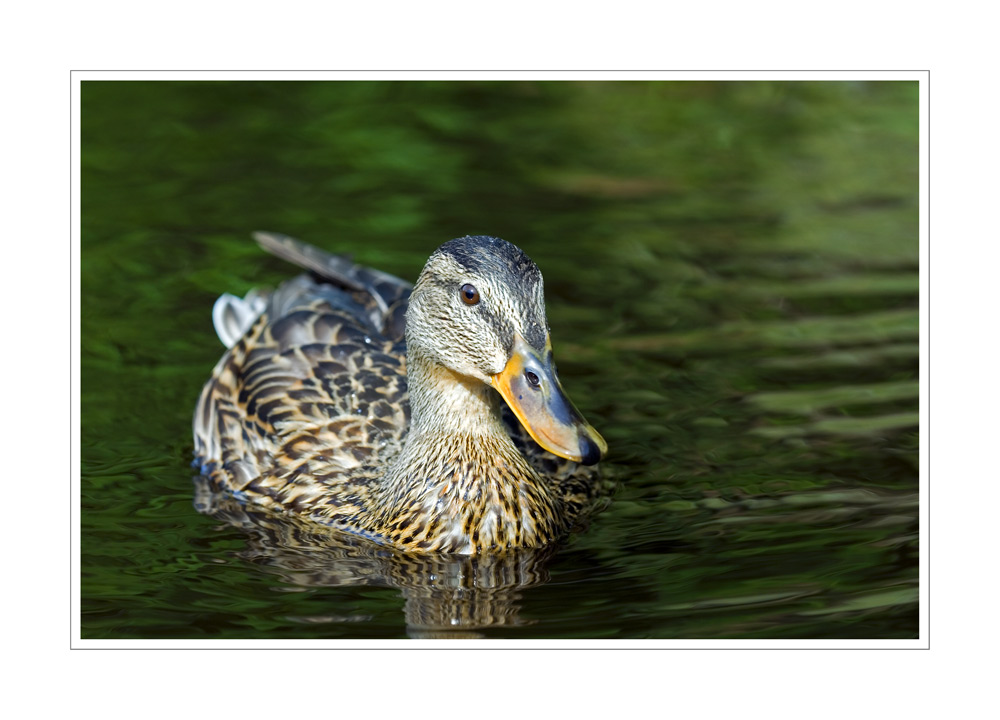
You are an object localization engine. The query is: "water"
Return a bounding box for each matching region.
[80,80,919,640]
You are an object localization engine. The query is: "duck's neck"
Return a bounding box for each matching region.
[372,350,562,553]
[405,351,504,437]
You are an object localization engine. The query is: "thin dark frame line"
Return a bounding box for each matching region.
[69,69,931,73]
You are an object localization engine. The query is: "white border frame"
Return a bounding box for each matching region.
[71,70,928,650]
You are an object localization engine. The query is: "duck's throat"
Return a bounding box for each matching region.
[405,353,505,438]
[372,354,563,553]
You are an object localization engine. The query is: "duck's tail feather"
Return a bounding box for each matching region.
[253,231,412,319]
[212,289,269,348]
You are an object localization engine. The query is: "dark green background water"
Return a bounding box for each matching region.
[81,80,919,640]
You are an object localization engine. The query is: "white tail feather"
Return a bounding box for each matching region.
[212,291,266,348]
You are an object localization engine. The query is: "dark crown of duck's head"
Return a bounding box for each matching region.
[435,235,541,283]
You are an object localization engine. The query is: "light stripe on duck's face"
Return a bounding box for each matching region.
[409,235,607,465]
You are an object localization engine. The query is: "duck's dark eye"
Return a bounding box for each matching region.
[460,283,480,305]
[524,370,540,388]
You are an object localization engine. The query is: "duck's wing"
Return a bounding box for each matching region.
[193,299,410,522]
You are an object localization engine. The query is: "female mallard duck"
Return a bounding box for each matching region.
[193,232,607,554]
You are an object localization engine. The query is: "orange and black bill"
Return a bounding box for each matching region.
[491,333,608,465]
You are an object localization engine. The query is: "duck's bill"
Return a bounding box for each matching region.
[491,334,608,465]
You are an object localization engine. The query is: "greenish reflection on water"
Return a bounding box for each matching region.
[81,80,918,639]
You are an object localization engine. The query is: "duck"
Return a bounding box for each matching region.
[193,231,608,554]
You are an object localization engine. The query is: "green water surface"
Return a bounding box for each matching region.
[81,80,919,640]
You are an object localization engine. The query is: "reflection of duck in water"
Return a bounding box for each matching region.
[194,232,608,554]
[195,485,557,638]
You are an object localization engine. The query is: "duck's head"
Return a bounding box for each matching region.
[406,235,607,466]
